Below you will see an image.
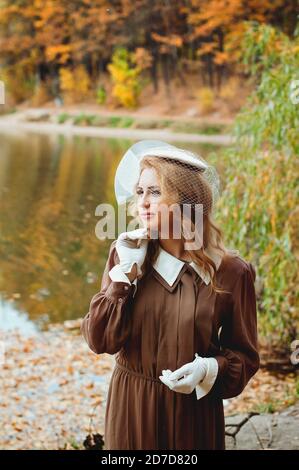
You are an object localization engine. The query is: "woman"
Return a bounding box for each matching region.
[81,140,260,450]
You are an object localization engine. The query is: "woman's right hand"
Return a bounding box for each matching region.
[115,227,149,278]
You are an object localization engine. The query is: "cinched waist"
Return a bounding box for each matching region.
[114,360,162,384]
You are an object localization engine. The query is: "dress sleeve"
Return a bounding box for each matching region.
[80,240,137,355]
[210,261,260,399]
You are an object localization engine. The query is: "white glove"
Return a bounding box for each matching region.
[159,353,208,395]
[115,228,148,277]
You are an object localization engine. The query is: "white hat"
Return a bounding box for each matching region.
[114,140,220,212]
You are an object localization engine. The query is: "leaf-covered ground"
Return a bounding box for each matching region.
[0,325,297,450]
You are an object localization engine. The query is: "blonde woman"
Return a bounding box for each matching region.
[81,140,260,450]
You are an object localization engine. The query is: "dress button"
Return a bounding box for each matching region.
[118,298,123,303]
[124,285,129,290]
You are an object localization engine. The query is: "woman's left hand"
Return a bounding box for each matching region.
[159,356,208,394]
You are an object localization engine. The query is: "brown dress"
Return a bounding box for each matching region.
[81,240,260,450]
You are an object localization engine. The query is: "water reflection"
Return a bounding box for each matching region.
[0,132,221,331]
[0,297,38,336]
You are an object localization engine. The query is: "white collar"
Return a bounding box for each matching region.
[152,245,223,286]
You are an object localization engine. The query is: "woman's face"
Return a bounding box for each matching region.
[136,168,163,233]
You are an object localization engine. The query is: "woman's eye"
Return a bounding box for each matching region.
[136,189,161,196]
[150,189,161,196]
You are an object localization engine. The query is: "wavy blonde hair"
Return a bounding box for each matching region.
[128,155,237,295]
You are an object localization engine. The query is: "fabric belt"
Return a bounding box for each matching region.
[115,360,162,384]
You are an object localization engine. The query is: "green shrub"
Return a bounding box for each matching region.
[215,21,299,347]
[96,85,106,105]
[57,112,70,124]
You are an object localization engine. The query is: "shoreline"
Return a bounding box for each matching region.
[0,120,233,145]
[0,108,233,145]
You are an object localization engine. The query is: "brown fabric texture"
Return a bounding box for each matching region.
[81,240,260,450]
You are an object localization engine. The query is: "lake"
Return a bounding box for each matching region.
[0,131,222,332]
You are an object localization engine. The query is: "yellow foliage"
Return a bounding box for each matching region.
[111,83,136,109]
[1,64,34,103]
[75,65,90,96]
[214,51,229,65]
[59,65,91,103]
[151,32,183,48]
[195,87,215,114]
[107,48,143,109]
[59,68,74,92]
[46,45,71,64]
[196,42,218,57]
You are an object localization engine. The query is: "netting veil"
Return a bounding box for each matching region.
[114,140,221,215]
